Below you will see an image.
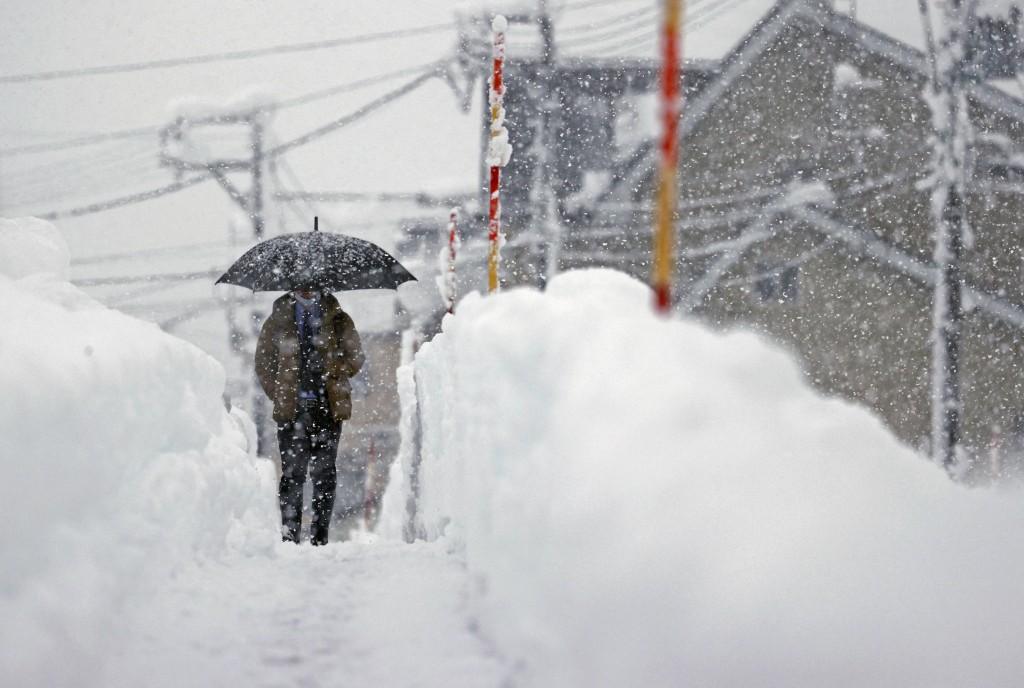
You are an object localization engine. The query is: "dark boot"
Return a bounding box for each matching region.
[282,524,300,544]
[309,455,337,546]
[279,475,303,544]
[308,414,340,547]
[278,422,312,545]
[310,527,328,546]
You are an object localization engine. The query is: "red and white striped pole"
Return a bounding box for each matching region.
[653,0,683,313]
[443,208,460,314]
[487,15,511,293]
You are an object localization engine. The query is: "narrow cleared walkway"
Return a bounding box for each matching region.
[104,539,509,688]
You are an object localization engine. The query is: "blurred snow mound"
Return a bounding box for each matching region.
[382,267,1024,688]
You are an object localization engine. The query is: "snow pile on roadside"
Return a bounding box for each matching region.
[0,218,279,688]
[381,268,1024,688]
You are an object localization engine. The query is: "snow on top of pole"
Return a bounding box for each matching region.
[486,14,512,169]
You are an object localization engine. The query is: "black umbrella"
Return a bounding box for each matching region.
[216,218,416,292]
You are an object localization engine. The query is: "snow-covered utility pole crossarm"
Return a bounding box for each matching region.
[654,0,683,313]
[486,15,511,293]
[919,0,973,476]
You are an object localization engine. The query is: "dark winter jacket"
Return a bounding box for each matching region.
[255,292,364,423]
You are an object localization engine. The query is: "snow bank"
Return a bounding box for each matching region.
[381,269,1024,688]
[0,218,279,688]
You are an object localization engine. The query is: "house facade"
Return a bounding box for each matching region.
[483,0,1024,479]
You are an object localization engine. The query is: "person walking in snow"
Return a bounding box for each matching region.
[255,288,364,546]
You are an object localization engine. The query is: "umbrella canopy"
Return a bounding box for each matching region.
[216,227,416,293]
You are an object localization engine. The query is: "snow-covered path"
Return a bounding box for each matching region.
[105,539,508,688]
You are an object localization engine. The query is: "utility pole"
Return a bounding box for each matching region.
[533,1,561,287]
[251,117,266,240]
[248,114,269,453]
[160,106,273,453]
[919,0,971,475]
[653,0,683,313]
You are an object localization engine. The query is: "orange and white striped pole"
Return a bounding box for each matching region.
[487,15,511,293]
[653,0,683,313]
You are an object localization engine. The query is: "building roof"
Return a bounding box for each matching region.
[594,0,1024,328]
[609,0,1024,201]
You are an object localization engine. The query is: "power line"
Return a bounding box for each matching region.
[105,280,190,308]
[272,155,318,220]
[0,22,456,85]
[560,0,643,13]
[276,190,473,206]
[559,10,659,49]
[32,72,437,219]
[559,4,658,38]
[37,173,212,220]
[4,145,149,191]
[73,268,222,287]
[567,25,657,55]
[1,60,446,157]
[3,144,166,210]
[1,126,159,156]
[5,166,168,212]
[688,0,760,27]
[72,239,236,266]
[266,71,437,157]
[0,126,107,138]
[3,139,156,186]
[159,299,250,332]
[274,61,443,110]
[566,0,758,56]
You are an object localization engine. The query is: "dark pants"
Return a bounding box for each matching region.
[277,396,342,546]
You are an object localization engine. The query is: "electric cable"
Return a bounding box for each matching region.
[37,173,212,220]
[3,140,158,190]
[559,4,658,38]
[564,0,756,56]
[275,61,443,111]
[265,71,437,157]
[273,154,318,219]
[566,25,658,56]
[1,59,446,157]
[560,0,646,14]
[73,267,222,287]
[31,71,436,219]
[72,239,235,266]
[560,12,660,49]
[689,0,761,28]
[0,23,456,84]
[1,126,159,156]
[105,280,195,308]
[3,148,167,210]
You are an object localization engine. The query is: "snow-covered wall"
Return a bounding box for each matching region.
[0,218,279,687]
[381,269,1024,688]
